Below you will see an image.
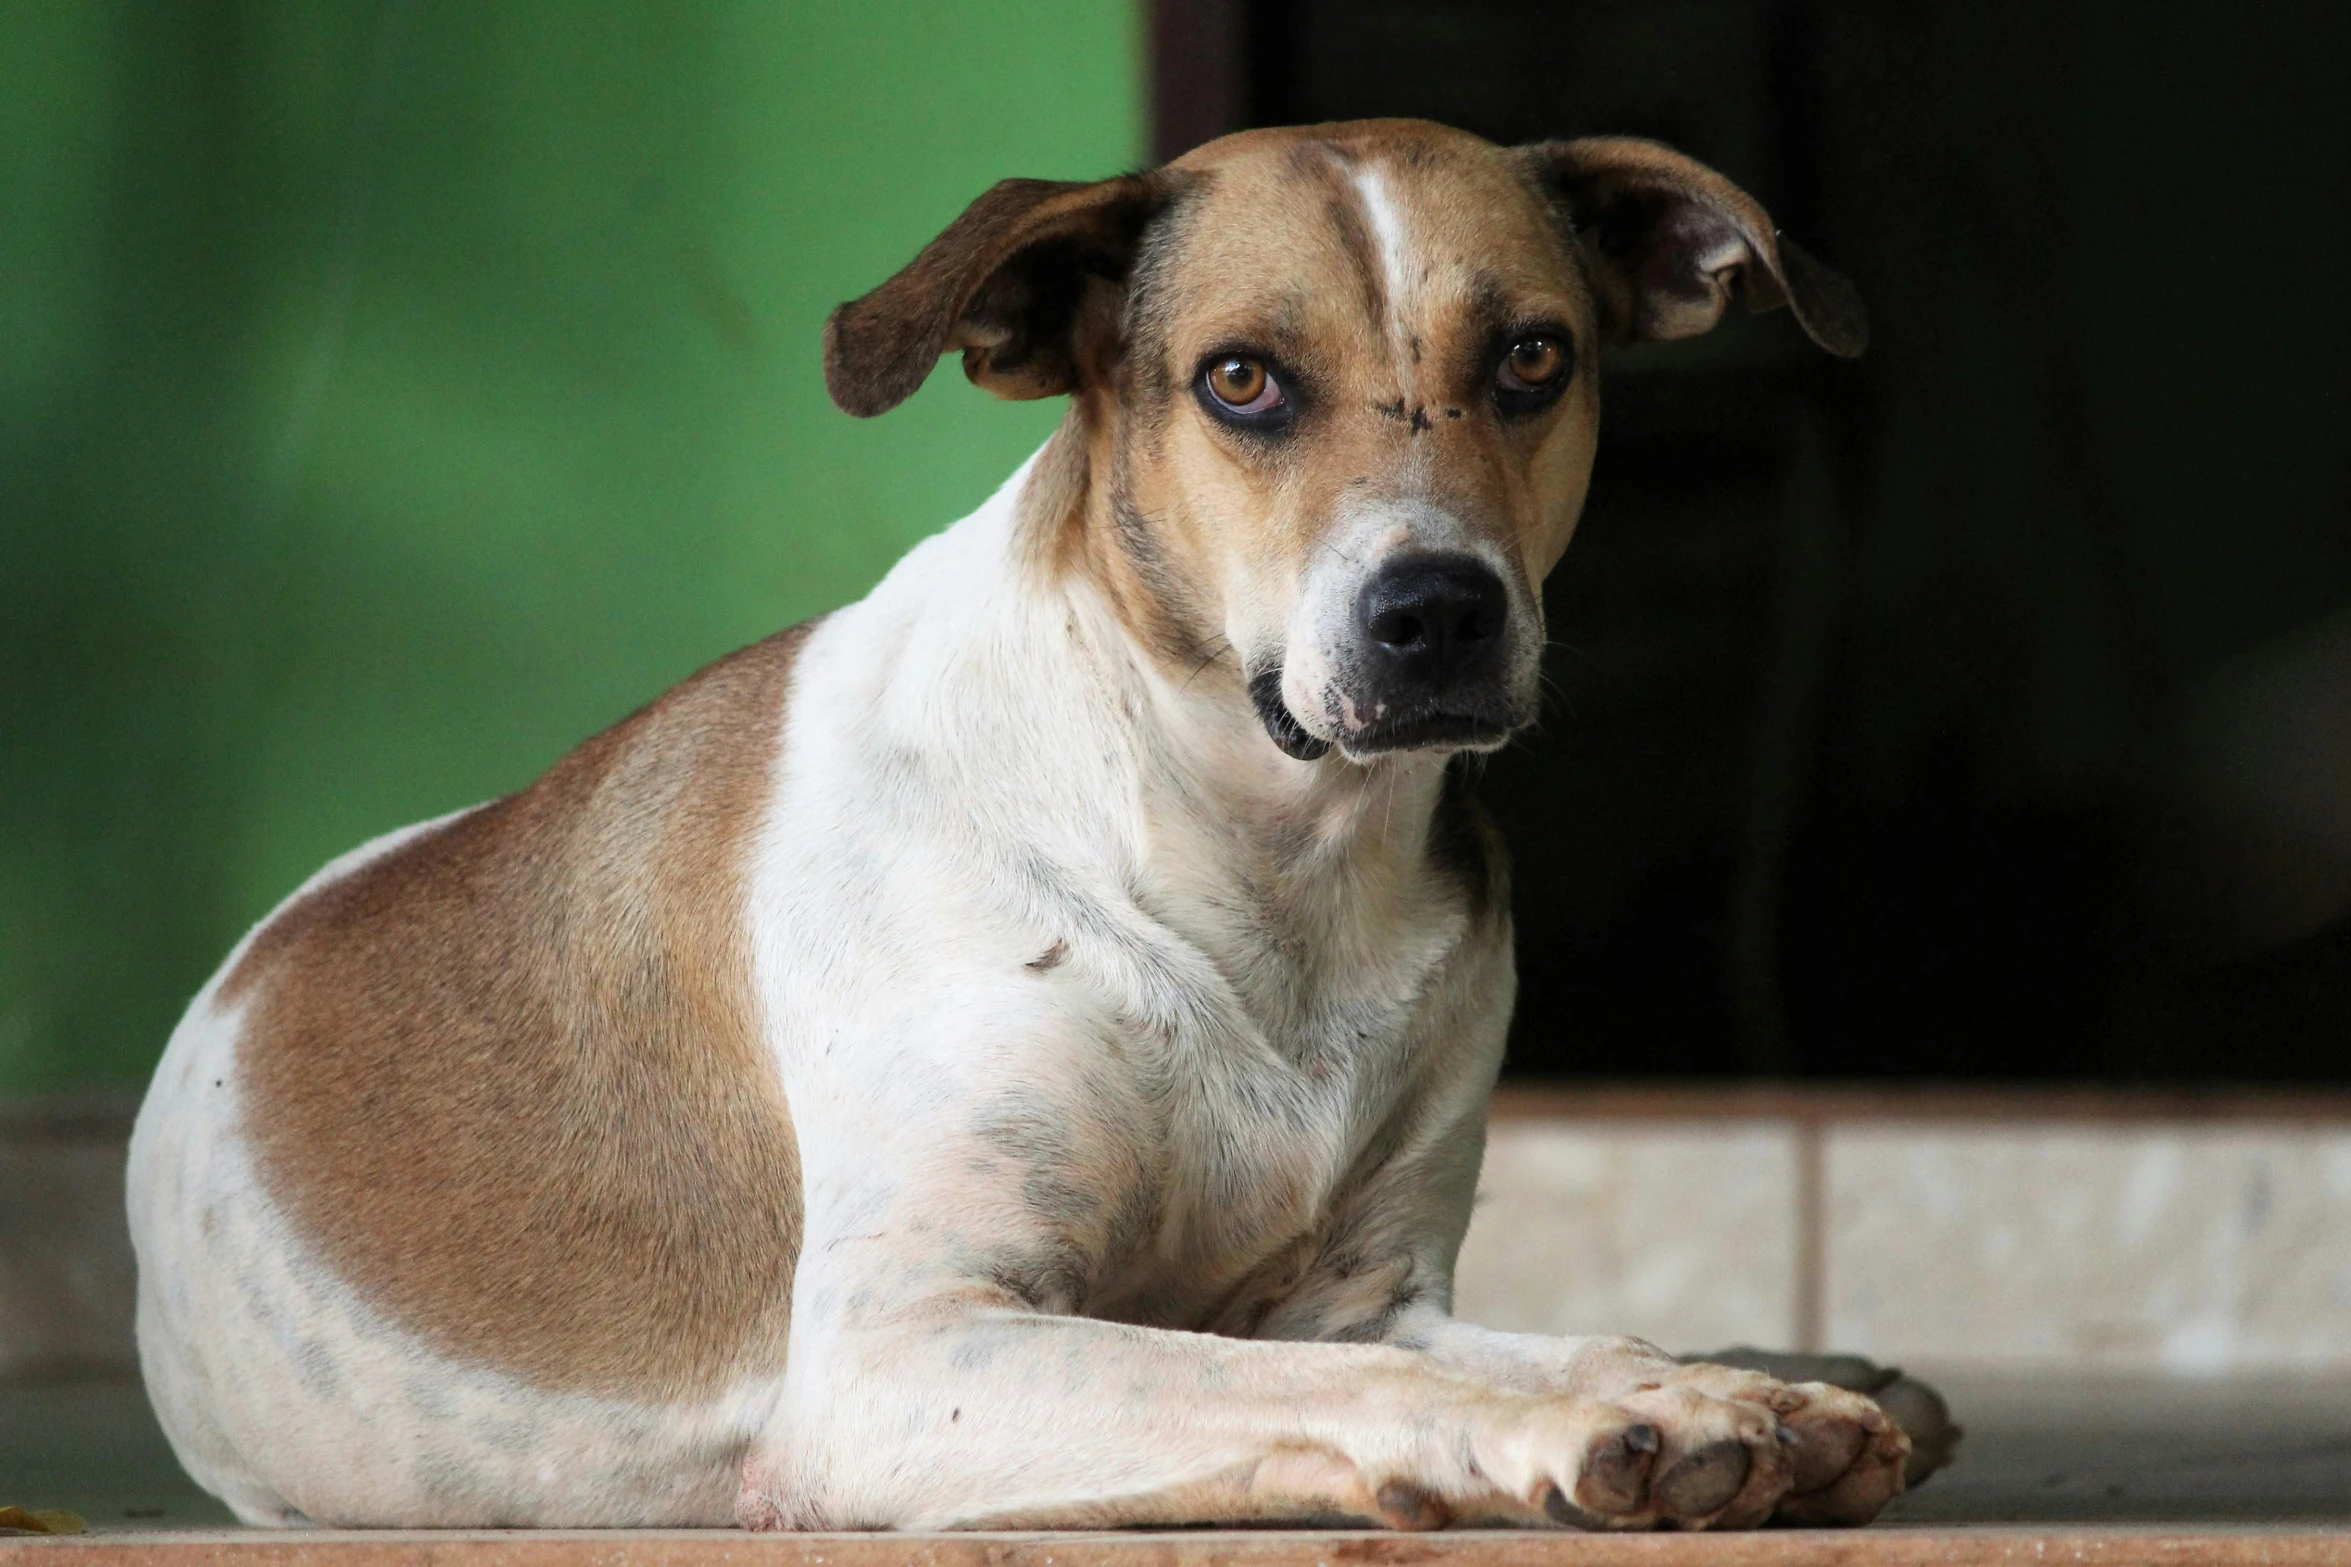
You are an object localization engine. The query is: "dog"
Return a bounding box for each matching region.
[129,118,1910,1533]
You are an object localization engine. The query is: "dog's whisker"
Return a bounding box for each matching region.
[1181,637,1235,693]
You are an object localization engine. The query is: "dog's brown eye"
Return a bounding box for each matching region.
[1499,336,1567,391]
[1195,352,1293,431]
[1203,355,1282,415]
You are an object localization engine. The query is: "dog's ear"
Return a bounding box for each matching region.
[824,173,1172,417]
[1516,137,1867,358]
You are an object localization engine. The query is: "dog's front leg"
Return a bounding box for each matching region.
[734,1294,1748,1532]
[1393,1315,1911,1525]
[1251,1120,1910,1528]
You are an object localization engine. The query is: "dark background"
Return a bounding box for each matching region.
[1159,0,2351,1081]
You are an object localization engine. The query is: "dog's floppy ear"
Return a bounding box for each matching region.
[1516,137,1867,358]
[824,173,1172,417]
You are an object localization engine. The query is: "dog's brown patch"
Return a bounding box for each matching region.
[223,624,815,1399]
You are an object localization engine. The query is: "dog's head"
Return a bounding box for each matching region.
[827,121,1864,763]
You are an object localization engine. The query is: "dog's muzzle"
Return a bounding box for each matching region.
[1256,552,1535,761]
[1339,553,1527,754]
[1251,668,1333,761]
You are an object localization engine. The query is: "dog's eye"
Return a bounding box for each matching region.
[1496,335,1569,394]
[1199,355,1287,420]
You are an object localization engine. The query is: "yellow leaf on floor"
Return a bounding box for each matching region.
[0,1506,88,1534]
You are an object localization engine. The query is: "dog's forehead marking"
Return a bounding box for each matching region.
[1345,161,1422,395]
[1348,163,1413,316]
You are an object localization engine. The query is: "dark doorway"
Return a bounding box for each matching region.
[1152,1,2351,1082]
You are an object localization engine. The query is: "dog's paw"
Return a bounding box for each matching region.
[1682,1345,1961,1490]
[1660,1361,1910,1526]
[1477,1383,1796,1531]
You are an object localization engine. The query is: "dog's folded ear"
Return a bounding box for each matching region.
[1515,137,1867,358]
[825,173,1175,417]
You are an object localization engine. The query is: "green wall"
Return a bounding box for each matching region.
[0,1,1142,1094]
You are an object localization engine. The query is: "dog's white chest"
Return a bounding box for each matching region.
[1047,852,1476,1328]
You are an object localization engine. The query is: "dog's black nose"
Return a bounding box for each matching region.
[1357,554,1508,687]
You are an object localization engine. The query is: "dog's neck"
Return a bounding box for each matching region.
[1013,416,1456,913]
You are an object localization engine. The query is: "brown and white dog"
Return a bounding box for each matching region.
[130,119,1905,1532]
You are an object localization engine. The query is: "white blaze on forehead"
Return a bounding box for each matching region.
[1350,163,1413,309]
[1348,161,1421,383]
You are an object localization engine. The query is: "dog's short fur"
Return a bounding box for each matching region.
[131,120,1906,1532]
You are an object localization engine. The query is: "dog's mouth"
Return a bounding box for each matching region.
[1339,708,1519,757]
[1248,667,1522,762]
[1248,668,1333,761]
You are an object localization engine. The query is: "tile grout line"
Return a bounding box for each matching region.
[1793,1115,1825,1354]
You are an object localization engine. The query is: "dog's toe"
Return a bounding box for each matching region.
[1600,1382,1796,1530]
[1372,1479,1450,1530]
[1572,1418,1660,1515]
[1767,1383,1912,1526]
[1655,1436,1749,1517]
[1786,1404,1868,1492]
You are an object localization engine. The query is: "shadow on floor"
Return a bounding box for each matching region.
[1884,1369,2351,1524]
